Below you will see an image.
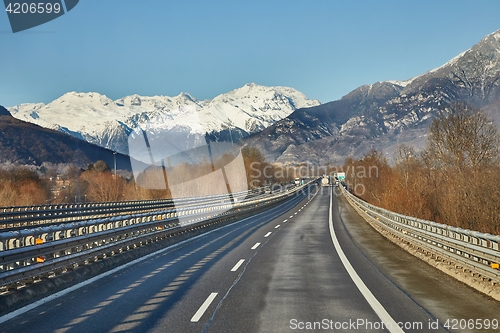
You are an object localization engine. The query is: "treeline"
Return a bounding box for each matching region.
[0,168,50,206]
[0,146,294,206]
[344,102,500,235]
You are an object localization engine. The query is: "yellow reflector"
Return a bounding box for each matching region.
[492,263,500,269]
[36,256,45,263]
[35,238,44,245]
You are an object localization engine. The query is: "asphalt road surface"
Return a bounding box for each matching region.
[1,185,499,333]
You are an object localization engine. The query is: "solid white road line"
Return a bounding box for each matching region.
[231,259,245,272]
[264,232,272,237]
[191,292,218,322]
[275,225,280,229]
[328,188,404,333]
[251,242,261,250]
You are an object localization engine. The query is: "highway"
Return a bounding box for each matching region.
[1,186,499,333]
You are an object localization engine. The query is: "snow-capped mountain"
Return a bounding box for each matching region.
[241,29,500,164]
[8,83,320,155]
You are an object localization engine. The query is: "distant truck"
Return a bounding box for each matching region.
[337,172,346,182]
[294,178,301,185]
[321,176,330,186]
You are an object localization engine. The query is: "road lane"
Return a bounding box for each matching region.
[328,192,403,333]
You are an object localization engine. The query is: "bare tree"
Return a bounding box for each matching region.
[422,102,500,232]
[80,170,126,202]
[393,144,419,188]
[89,160,111,173]
[424,102,499,174]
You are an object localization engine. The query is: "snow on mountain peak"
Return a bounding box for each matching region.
[176,92,198,103]
[8,84,320,155]
[387,79,415,88]
[54,91,113,104]
[215,83,320,107]
[485,29,500,42]
[494,30,500,40]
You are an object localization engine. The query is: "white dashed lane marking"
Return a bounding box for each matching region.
[191,292,218,322]
[231,259,245,272]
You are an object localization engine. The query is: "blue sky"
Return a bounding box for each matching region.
[1,0,500,107]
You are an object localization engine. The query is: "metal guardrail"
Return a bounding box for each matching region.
[341,186,500,283]
[0,182,316,289]
[0,188,266,230]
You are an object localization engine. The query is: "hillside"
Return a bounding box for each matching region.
[0,109,133,170]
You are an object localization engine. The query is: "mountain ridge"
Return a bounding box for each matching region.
[240,29,500,164]
[8,83,320,155]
